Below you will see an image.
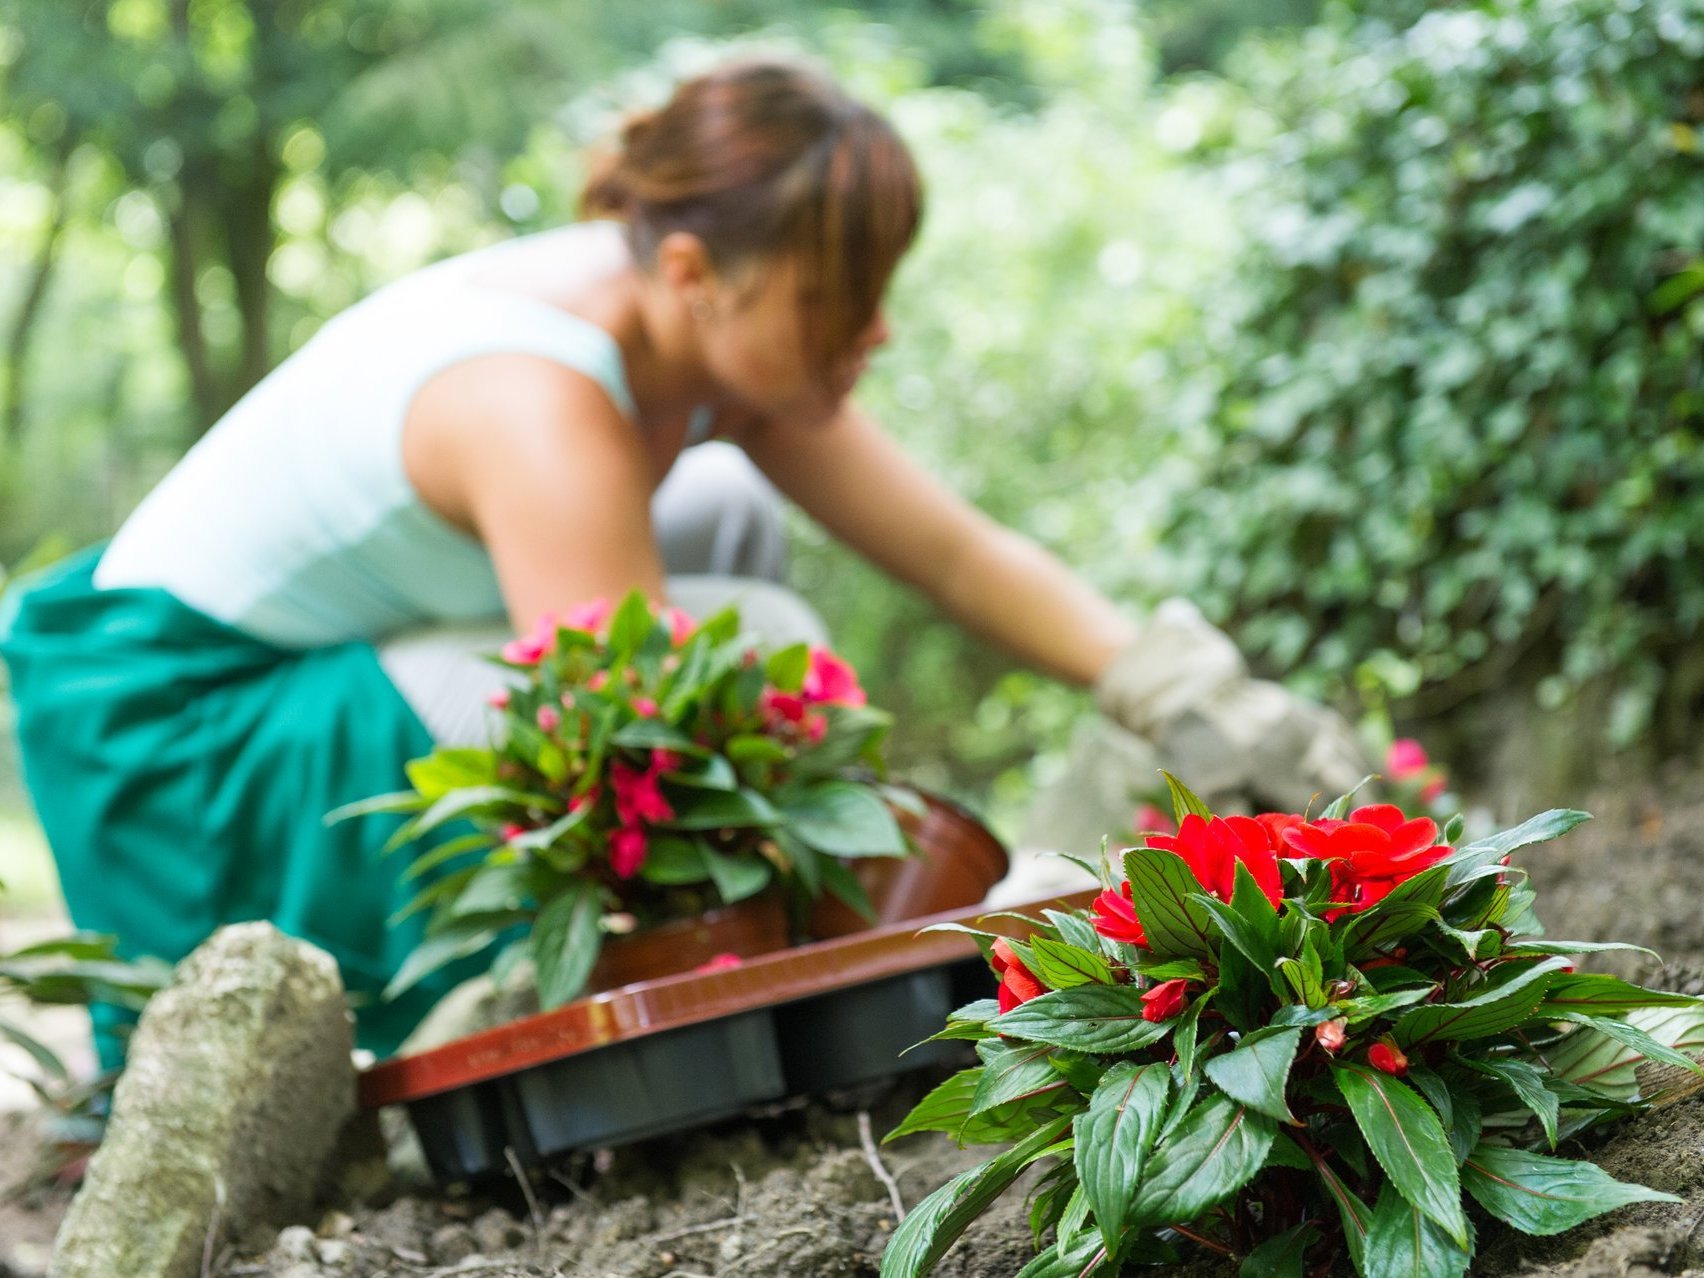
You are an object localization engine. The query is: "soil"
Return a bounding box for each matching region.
[9,768,1704,1278]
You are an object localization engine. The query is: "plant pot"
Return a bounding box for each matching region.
[586,891,792,993]
[809,790,1010,938]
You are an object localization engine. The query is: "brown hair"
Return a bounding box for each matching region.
[582,58,924,373]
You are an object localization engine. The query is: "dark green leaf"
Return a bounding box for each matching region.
[1130,1095,1275,1229]
[1558,1013,1704,1077]
[1393,957,1572,1047]
[764,642,810,691]
[532,883,604,1010]
[1013,1235,1108,1278]
[661,787,780,830]
[1444,810,1592,886]
[1204,1026,1300,1124]
[1073,1060,1170,1253]
[1333,1063,1466,1244]
[992,986,1175,1054]
[1123,845,1217,960]
[1160,771,1213,823]
[780,781,906,856]
[1463,1144,1680,1236]
[1340,865,1449,956]
[1027,936,1114,990]
[970,1040,1070,1115]
[1363,1182,1473,1278]
[1464,1057,1557,1147]
[1239,1223,1318,1278]
[702,846,772,904]
[1321,775,1377,819]
[1537,974,1702,1017]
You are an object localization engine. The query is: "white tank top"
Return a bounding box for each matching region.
[96,223,711,649]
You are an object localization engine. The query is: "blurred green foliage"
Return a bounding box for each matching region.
[1155,0,1704,766]
[1,0,1700,839]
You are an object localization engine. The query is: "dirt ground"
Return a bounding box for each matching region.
[9,767,1704,1278]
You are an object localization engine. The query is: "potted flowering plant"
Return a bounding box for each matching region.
[335,591,918,1012]
[881,775,1704,1278]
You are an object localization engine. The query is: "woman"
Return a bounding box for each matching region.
[0,58,1359,1062]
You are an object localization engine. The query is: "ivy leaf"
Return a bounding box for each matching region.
[1203,1026,1301,1124]
[1333,1063,1467,1245]
[532,882,604,1010]
[1130,1095,1275,1229]
[1073,1060,1170,1253]
[1392,956,1572,1047]
[992,986,1175,1054]
[1123,845,1218,960]
[1363,1182,1473,1278]
[1462,1144,1680,1236]
[879,1115,1073,1278]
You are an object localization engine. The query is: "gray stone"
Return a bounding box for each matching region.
[49,922,354,1278]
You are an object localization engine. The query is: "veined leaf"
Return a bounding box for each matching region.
[532,883,603,1010]
[1463,1056,1559,1147]
[1463,1144,1679,1236]
[1536,973,1702,1017]
[1321,776,1377,820]
[1392,956,1572,1047]
[1557,1013,1704,1077]
[701,846,772,904]
[1503,939,1663,964]
[1013,1231,1109,1277]
[1160,770,1213,823]
[1443,810,1591,885]
[1203,1026,1301,1124]
[1363,1182,1473,1278]
[1123,845,1217,960]
[992,986,1175,1054]
[1073,1061,1170,1253]
[970,1040,1070,1115]
[879,1116,1073,1278]
[1333,1063,1467,1245]
[1238,1223,1317,1278]
[1314,1153,1373,1273]
[1340,866,1449,956]
[1027,936,1114,990]
[1130,1095,1275,1229]
[779,780,906,856]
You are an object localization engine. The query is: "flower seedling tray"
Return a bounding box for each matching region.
[360,890,1095,1183]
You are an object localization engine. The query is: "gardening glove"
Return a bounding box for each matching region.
[1095,599,1369,810]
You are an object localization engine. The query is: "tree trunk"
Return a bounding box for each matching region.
[4,138,74,448]
[219,131,280,411]
[165,177,227,435]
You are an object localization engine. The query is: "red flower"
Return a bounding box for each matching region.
[1141,978,1191,1023]
[1149,814,1283,907]
[801,648,866,707]
[990,938,1047,1013]
[610,826,648,879]
[1090,883,1149,947]
[760,688,827,743]
[611,763,674,826]
[1315,1019,1347,1053]
[1254,812,1305,848]
[1369,1040,1409,1076]
[1281,804,1451,916]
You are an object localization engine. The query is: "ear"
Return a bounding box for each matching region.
[653,231,716,298]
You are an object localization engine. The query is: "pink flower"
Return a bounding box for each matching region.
[801,648,866,707]
[662,606,696,646]
[610,826,647,879]
[1141,978,1191,1023]
[536,705,562,732]
[586,671,610,693]
[502,823,527,843]
[611,763,674,826]
[501,611,561,665]
[631,696,659,719]
[564,597,615,635]
[694,953,743,974]
[1369,1040,1409,1076]
[486,688,511,710]
[1133,804,1176,837]
[568,784,602,815]
[651,749,684,773]
[1386,738,1429,780]
[1090,883,1148,947]
[1315,1019,1347,1053]
[1421,776,1447,802]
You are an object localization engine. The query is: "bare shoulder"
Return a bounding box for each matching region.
[403,353,640,535]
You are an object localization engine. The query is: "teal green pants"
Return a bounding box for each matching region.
[0,548,489,1065]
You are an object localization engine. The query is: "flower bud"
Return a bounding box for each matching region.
[1315,1019,1347,1053]
[1369,1039,1409,1076]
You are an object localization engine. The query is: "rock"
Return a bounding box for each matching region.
[48,922,355,1278]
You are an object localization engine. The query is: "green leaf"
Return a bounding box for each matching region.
[1239,1223,1318,1278]
[764,642,810,691]
[1193,864,1279,974]
[1340,865,1449,956]
[1045,909,1110,955]
[1333,1063,1467,1244]
[1073,1060,1170,1253]
[1204,1026,1301,1124]
[0,1016,71,1082]
[606,589,655,656]
[970,1040,1070,1115]
[1027,936,1114,990]
[886,1069,982,1143]
[1315,1155,1373,1273]
[1363,1182,1473,1278]
[403,748,500,799]
[992,986,1175,1054]
[1013,1235,1108,1278]
[384,919,505,1001]
[661,787,780,830]
[1545,1004,1704,1101]
[636,836,709,886]
[1321,776,1377,820]
[702,845,772,905]
[1503,939,1663,964]
[1558,1013,1704,1077]
[1393,957,1572,1047]
[610,719,703,753]
[726,733,791,766]
[1130,1095,1275,1229]
[1464,1057,1557,1148]
[1443,810,1592,885]
[1537,973,1702,1017]
[532,883,604,1010]
[879,1115,1073,1278]
[1122,845,1217,959]
[386,784,559,852]
[323,789,425,824]
[1160,771,1213,823]
[401,832,499,883]
[780,781,906,856]
[1462,1144,1680,1236]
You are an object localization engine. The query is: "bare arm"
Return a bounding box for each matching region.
[739,400,1136,685]
[403,354,667,632]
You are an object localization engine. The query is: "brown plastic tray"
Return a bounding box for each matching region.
[361,890,1095,1181]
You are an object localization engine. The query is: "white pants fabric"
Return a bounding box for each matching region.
[378,443,829,746]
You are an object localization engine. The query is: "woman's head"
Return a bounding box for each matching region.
[583,58,923,422]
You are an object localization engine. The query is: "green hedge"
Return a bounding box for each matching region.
[1160,0,1704,752]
